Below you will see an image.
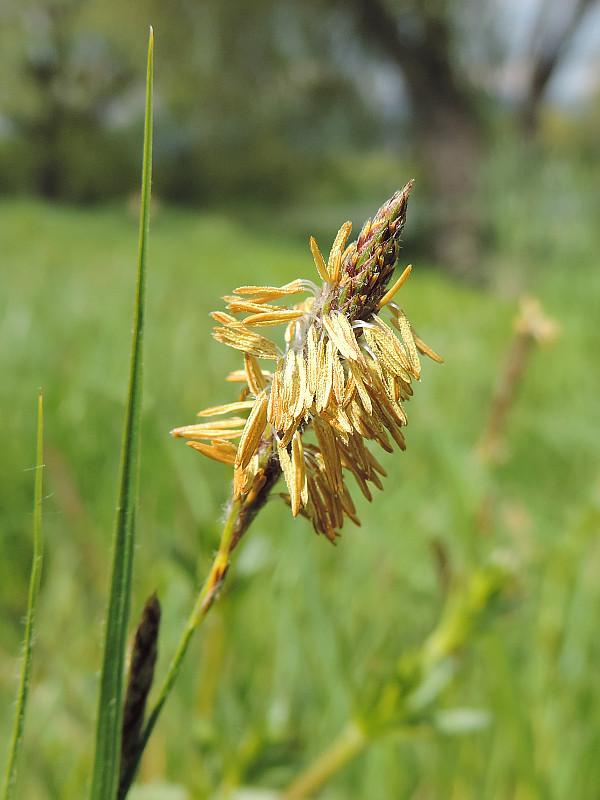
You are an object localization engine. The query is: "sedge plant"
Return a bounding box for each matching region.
[122,175,446,797]
[4,27,525,800]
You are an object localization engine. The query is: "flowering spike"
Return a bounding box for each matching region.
[174,183,441,543]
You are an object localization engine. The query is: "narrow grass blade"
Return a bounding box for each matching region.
[2,392,44,800]
[89,28,153,800]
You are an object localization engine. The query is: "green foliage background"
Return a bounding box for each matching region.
[0,0,386,205]
[1,133,600,797]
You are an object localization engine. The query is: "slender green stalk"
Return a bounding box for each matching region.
[280,722,367,800]
[2,392,44,800]
[117,497,241,797]
[89,28,153,800]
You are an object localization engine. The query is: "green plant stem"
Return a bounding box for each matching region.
[118,495,242,798]
[280,722,368,800]
[2,392,44,800]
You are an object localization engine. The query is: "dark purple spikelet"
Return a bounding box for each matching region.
[330,180,413,322]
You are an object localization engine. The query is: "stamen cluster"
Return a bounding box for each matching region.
[172,182,441,542]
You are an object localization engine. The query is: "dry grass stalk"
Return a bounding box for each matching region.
[476,296,558,465]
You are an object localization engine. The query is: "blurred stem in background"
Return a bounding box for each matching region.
[476,297,559,466]
[276,294,559,799]
[280,564,508,800]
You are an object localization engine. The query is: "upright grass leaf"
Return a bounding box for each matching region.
[2,392,44,800]
[89,28,153,800]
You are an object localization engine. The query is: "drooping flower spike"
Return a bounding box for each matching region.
[172,181,442,543]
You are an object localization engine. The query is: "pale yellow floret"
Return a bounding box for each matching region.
[242,353,266,395]
[186,440,238,465]
[310,236,331,282]
[233,280,306,303]
[392,308,421,375]
[322,313,364,364]
[213,324,280,360]
[412,330,444,363]
[327,222,352,283]
[376,264,412,311]
[235,392,269,470]
[243,309,304,327]
[197,400,257,417]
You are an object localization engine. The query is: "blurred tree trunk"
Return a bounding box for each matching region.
[348,0,486,277]
[25,60,64,199]
[15,0,81,199]
[8,0,130,201]
[520,0,599,135]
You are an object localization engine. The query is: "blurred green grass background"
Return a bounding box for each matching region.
[1,142,600,799]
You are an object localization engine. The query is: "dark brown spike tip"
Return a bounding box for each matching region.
[119,592,161,795]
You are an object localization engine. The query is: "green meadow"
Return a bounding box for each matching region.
[1,143,600,798]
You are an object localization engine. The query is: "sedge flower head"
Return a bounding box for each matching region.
[172,182,442,543]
